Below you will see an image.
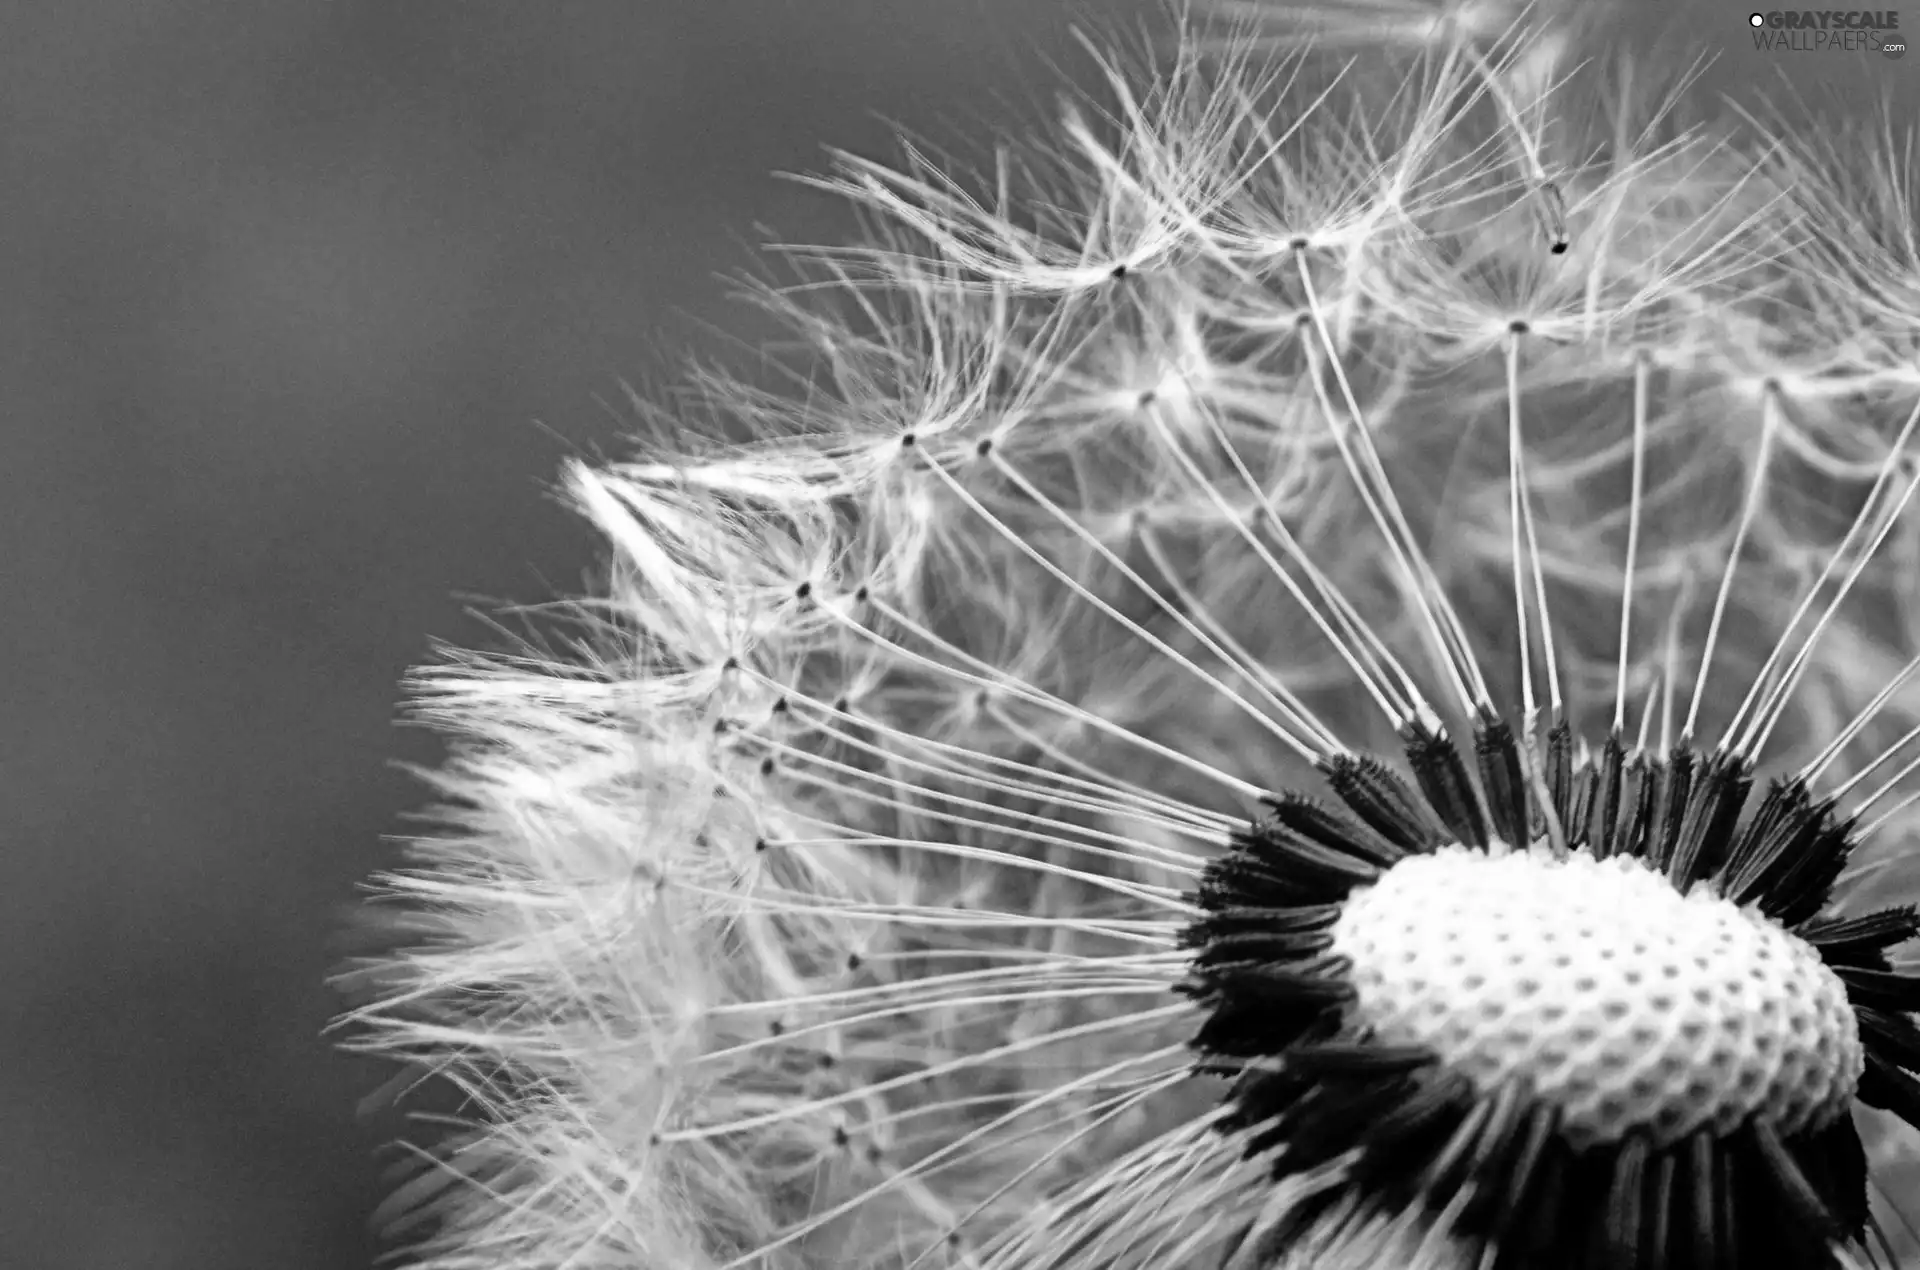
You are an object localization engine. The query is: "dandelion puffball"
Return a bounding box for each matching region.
[341,8,1920,1270]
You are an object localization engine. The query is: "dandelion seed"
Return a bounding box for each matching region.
[340,11,1920,1270]
[1208,0,1548,58]
[1534,178,1568,254]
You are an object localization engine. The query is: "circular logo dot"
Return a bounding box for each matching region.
[1748,12,1764,26]
[1886,39,1907,59]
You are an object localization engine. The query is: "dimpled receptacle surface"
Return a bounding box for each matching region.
[1330,845,1863,1150]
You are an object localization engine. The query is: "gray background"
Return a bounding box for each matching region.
[2,3,1908,1268]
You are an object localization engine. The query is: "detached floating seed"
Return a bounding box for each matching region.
[1538,179,1570,255]
[1181,714,1920,1270]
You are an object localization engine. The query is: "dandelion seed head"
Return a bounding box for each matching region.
[345,7,1920,1268]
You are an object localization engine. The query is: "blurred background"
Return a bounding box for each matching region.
[2,3,1911,1268]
